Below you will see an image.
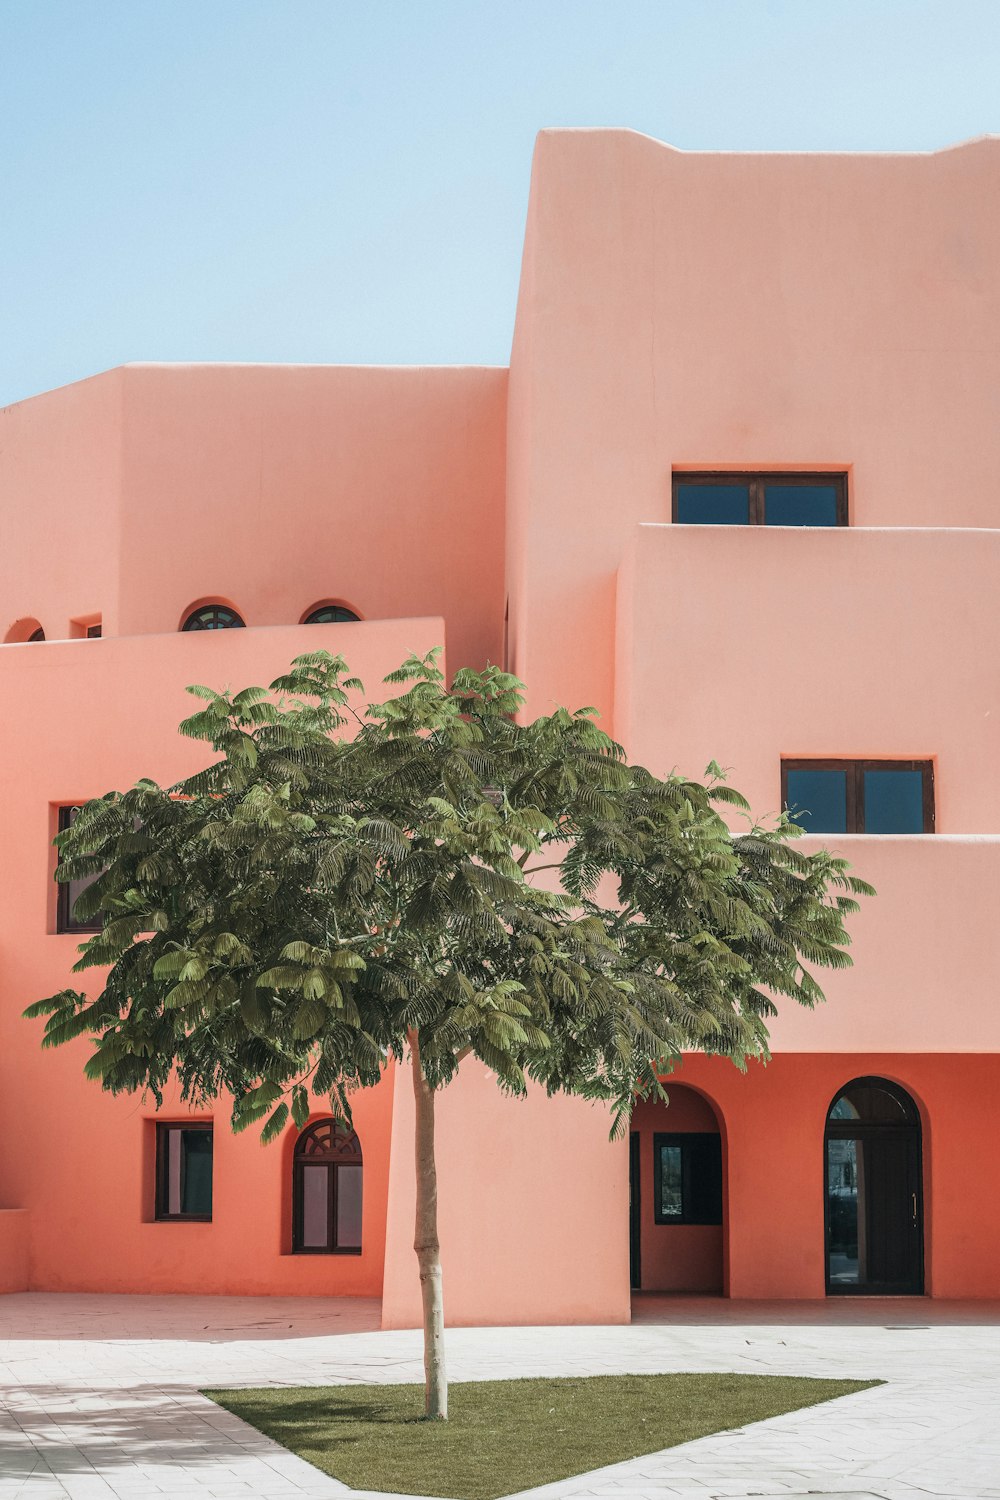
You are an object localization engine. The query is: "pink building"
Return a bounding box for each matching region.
[2,129,998,1321]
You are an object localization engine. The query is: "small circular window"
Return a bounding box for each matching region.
[304,605,360,624]
[182,605,245,632]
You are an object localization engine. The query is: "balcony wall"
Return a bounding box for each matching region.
[508,130,1000,725]
[0,618,441,1294]
[615,522,1000,830]
[1,362,507,673]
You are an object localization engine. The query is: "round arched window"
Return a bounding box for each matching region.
[181,605,245,632]
[292,1120,363,1254]
[303,604,360,624]
[28,627,45,642]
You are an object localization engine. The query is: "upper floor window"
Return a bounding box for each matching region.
[782,759,934,834]
[303,604,360,624]
[672,473,848,527]
[155,1122,213,1220]
[56,806,103,933]
[181,605,245,631]
[28,626,45,642]
[292,1120,363,1254]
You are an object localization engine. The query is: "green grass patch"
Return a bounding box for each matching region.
[204,1372,880,1499]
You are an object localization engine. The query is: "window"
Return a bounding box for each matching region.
[86,624,102,638]
[303,604,360,624]
[292,1120,363,1253]
[653,1133,722,1225]
[28,627,45,642]
[155,1123,213,1220]
[181,605,245,631]
[782,760,934,834]
[56,806,103,933]
[672,472,848,527]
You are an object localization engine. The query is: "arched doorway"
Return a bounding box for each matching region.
[630,1087,725,1295]
[825,1076,923,1295]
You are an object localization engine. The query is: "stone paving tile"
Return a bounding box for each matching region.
[0,1296,998,1498]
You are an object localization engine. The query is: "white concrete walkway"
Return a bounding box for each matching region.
[0,1294,996,1500]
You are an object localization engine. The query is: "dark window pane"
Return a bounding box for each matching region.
[687,1136,723,1224]
[58,806,103,932]
[658,1145,682,1217]
[785,769,848,833]
[301,1165,329,1248]
[181,1130,213,1216]
[863,769,925,833]
[336,1163,363,1249]
[675,484,750,525]
[827,1137,861,1283]
[764,484,839,526]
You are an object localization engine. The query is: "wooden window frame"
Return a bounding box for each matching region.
[653,1132,723,1226]
[781,759,935,834]
[671,471,849,526]
[55,805,103,934]
[154,1122,214,1222]
[292,1121,363,1255]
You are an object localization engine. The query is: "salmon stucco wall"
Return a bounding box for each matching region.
[0,369,123,641]
[665,1053,1000,1301]
[116,363,507,673]
[508,130,1000,727]
[2,620,442,1294]
[380,1059,630,1328]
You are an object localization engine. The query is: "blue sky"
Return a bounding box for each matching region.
[1,0,997,405]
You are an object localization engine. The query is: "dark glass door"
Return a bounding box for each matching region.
[825,1125,923,1294]
[629,1133,641,1290]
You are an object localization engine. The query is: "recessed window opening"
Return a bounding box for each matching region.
[303,603,361,624]
[155,1122,214,1220]
[5,618,46,643]
[672,472,848,527]
[782,759,934,834]
[55,806,104,934]
[292,1120,363,1254]
[71,616,103,639]
[181,604,245,631]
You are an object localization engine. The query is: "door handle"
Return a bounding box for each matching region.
[912,1192,918,1223]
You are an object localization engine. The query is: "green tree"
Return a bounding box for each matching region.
[26,651,871,1419]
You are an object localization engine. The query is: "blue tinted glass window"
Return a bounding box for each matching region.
[764,485,839,526]
[863,770,925,833]
[675,484,750,525]
[785,769,848,833]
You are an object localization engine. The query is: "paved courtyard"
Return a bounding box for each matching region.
[0,1294,996,1500]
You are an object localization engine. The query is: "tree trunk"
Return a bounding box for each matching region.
[409,1029,447,1419]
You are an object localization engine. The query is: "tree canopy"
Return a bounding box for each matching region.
[28,648,871,1135]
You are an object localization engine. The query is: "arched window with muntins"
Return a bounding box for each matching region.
[292,1120,363,1254]
[828,1077,918,1125]
[181,605,245,631]
[303,604,360,624]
